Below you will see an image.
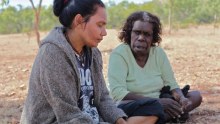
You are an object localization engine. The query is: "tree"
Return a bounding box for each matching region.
[40,6,59,31]
[1,0,43,45]
[29,0,42,45]
[196,0,220,34]
[0,0,9,7]
[1,0,220,35]
[0,6,19,33]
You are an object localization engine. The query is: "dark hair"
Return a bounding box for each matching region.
[119,11,162,46]
[53,0,105,27]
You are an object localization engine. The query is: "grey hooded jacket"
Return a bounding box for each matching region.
[20,27,126,124]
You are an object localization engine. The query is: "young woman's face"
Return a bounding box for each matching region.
[130,20,153,56]
[80,6,107,47]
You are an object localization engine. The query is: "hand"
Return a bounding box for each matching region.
[115,118,127,124]
[179,97,192,112]
[159,98,183,119]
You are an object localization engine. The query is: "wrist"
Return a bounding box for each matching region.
[177,95,186,102]
[172,89,185,102]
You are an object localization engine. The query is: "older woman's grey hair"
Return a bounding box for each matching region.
[119,11,162,46]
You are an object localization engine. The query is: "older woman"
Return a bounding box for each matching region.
[108,11,202,123]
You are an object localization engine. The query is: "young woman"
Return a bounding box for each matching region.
[20,0,128,123]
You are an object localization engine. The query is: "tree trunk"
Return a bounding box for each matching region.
[29,0,42,46]
[35,12,40,45]
[168,0,173,34]
[213,14,217,35]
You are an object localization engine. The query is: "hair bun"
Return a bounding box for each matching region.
[53,0,65,17]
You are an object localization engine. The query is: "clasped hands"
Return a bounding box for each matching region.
[159,96,192,119]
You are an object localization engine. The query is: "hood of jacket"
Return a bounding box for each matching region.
[40,27,77,61]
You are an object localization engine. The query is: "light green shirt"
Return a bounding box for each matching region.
[108,44,179,102]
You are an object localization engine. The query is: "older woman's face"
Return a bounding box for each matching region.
[130,20,153,56]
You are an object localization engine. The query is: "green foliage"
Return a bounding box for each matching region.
[0,5,58,34]
[193,0,220,24]
[39,6,60,31]
[0,0,220,34]
[0,0,9,7]
[107,1,157,29]
[0,6,23,34]
[18,7,34,33]
[152,0,220,28]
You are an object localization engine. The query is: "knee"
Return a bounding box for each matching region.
[188,90,203,107]
[194,91,202,105]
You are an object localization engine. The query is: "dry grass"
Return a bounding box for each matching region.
[0,26,219,123]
